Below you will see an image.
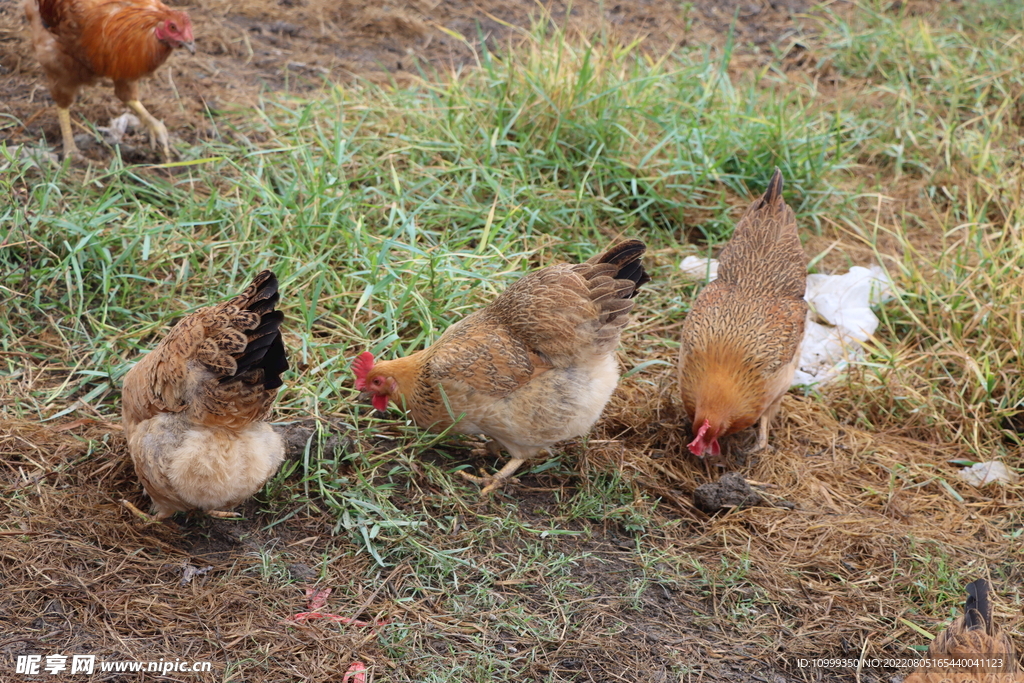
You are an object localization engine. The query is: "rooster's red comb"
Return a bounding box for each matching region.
[352,351,375,390]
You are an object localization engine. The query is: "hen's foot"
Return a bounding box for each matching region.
[126,100,175,160]
[206,510,242,519]
[459,457,527,496]
[121,499,164,524]
[468,440,502,458]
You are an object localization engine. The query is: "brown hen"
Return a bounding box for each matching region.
[24,0,195,160]
[353,241,650,495]
[122,271,288,520]
[904,579,1020,683]
[677,168,807,459]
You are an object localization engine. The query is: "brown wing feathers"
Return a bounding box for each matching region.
[123,271,287,432]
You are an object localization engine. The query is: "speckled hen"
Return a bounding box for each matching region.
[352,241,650,495]
[121,271,288,520]
[677,168,807,459]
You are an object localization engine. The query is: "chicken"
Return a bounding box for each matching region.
[677,168,807,459]
[903,579,1019,682]
[23,0,195,160]
[121,271,289,520]
[352,241,650,495]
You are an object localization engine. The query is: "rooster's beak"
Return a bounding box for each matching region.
[183,40,196,55]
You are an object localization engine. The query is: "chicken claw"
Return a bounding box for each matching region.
[469,440,503,459]
[206,510,243,519]
[459,457,527,496]
[121,499,164,524]
[126,100,174,159]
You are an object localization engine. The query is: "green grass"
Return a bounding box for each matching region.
[3,3,1024,680]
[0,22,857,429]
[810,0,1024,454]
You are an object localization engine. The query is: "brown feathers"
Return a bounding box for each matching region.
[122,271,287,435]
[36,0,176,80]
[677,168,808,458]
[24,0,193,158]
[716,167,806,300]
[27,0,191,87]
[353,240,648,494]
[904,579,1019,682]
[121,271,288,519]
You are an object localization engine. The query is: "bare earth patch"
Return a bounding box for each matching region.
[0,0,806,159]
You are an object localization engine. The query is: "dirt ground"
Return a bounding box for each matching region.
[0,0,806,154]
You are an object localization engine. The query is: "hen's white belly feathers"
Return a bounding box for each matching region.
[451,353,620,449]
[129,412,284,516]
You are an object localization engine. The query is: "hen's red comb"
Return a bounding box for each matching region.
[352,351,375,390]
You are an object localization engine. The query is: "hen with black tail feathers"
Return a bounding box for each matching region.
[122,271,289,520]
[904,579,1020,682]
[352,240,650,495]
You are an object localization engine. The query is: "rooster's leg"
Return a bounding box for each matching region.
[57,107,79,160]
[459,457,527,495]
[125,100,172,159]
[753,396,784,452]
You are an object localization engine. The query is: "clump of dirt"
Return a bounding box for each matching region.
[692,471,765,513]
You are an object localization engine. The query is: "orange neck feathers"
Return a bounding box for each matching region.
[688,351,763,453]
[81,4,175,80]
[372,355,422,398]
[353,351,426,411]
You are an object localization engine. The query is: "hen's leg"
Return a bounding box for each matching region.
[57,107,79,160]
[121,499,168,524]
[753,396,785,452]
[460,457,528,495]
[206,510,243,519]
[125,100,172,159]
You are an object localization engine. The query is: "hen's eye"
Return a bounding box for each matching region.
[169,22,177,31]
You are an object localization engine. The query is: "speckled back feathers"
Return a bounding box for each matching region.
[122,271,288,435]
[716,168,806,300]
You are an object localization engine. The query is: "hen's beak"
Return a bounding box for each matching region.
[356,391,373,404]
[182,40,196,55]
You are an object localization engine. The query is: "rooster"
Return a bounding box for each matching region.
[24,0,195,160]
[903,579,1019,682]
[352,241,650,495]
[121,271,289,520]
[677,168,807,459]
